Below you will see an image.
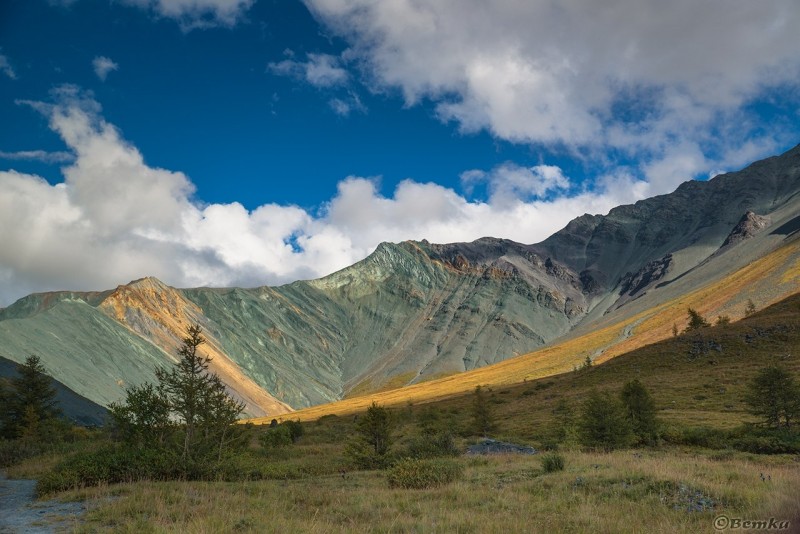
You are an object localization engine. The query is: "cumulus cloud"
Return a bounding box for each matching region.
[122,0,253,29]
[305,0,800,193]
[269,52,348,88]
[0,52,17,80]
[0,89,644,305]
[92,56,119,81]
[462,163,570,207]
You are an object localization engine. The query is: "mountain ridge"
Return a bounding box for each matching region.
[1,143,799,417]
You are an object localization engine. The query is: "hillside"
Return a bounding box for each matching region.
[1,144,799,416]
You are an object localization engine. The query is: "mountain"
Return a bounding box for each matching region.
[1,144,800,417]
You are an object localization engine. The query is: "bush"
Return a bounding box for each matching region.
[387,458,463,489]
[730,427,800,454]
[36,445,178,496]
[260,425,293,449]
[284,420,304,443]
[540,452,565,473]
[404,431,460,459]
[663,426,728,449]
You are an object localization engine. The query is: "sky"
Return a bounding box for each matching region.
[1,0,799,305]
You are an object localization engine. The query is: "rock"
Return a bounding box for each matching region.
[465,438,537,455]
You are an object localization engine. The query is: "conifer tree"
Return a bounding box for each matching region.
[471,385,495,436]
[685,308,710,332]
[620,380,659,444]
[1,355,61,440]
[578,390,633,450]
[346,402,393,469]
[745,366,799,429]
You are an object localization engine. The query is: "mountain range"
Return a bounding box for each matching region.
[2,144,800,420]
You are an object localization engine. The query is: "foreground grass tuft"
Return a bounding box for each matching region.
[387,458,463,489]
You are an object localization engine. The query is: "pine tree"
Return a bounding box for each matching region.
[471,385,495,436]
[155,325,245,464]
[345,402,393,469]
[578,390,633,450]
[684,308,710,332]
[110,324,245,469]
[620,380,659,444]
[1,355,61,440]
[745,366,800,429]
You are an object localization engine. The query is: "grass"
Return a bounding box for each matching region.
[56,448,798,533]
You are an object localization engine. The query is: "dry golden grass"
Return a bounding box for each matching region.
[253,240,800,424]
[65,449,799,533]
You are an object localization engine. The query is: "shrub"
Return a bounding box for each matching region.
[387,458,463,489]
[260,425,293,449]
[540,452,565,473]
[284,420,304,443]
[36,445,178,496]
[404,431,460,459]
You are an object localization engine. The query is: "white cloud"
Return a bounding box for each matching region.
[305,0,800,190]
[269,52,348,88]
[92,56,119,81]
[328,93,366,116]
[0,52,17,80]
[0,150,74,164]
[122,0,253,29]
[0,89,645,306]
[462,163,570,207]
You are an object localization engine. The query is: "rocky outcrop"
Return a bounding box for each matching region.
[721,211,771,248]
[619,254,673,297]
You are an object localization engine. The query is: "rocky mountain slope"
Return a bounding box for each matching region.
[1,144,799,416]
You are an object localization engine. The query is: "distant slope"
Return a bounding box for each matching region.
[1,144,799,417]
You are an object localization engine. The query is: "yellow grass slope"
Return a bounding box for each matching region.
[251,238,800,423]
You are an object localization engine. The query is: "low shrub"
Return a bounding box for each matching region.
[387,458,463,489]
[404,431,460,459]
[260,425,293,449]
[663,426,728,449]
[540,452,565,473]
[36,445,177,496]
[729,427,800,454]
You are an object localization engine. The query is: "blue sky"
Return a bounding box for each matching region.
[1,0,799,304]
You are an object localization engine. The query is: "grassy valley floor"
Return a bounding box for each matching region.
[16,447,798,533]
